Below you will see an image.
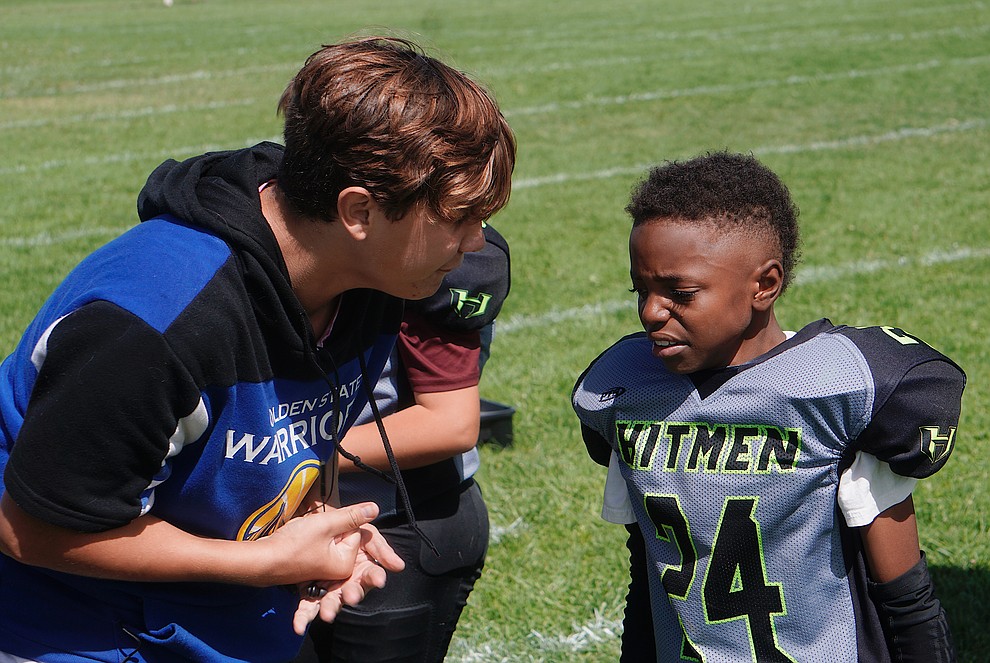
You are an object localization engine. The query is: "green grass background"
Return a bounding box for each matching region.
[1,1,988,660]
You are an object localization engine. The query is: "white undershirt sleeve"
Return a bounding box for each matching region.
[837,451,917,527]
[601,451,637,525]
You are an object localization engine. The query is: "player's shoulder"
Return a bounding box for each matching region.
[825,323,964,380]
[582,331,651,371]
[573,332,656,396]
[822,323,966,477]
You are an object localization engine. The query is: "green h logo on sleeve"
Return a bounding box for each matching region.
[919,426,956,464]
[449,289,492,319]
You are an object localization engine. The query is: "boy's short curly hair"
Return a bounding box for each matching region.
[626,151,801,292]
[277,36,515,225]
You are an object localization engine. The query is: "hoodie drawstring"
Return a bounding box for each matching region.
[309,334,439,558]
[354,349,439,557]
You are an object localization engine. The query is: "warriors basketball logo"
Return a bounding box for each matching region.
[237,459,322,540]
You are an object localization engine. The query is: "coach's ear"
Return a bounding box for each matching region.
[336,187,377,241]
[753,259,784,311]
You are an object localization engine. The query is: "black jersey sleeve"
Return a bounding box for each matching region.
[837,326,965,479]
[581,423,612,467]
[4,301,202,532]
[854,358,964,478]
[621,523,658,663]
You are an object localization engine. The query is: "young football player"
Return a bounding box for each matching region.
[572,151,962,662]
[0,36,515,663]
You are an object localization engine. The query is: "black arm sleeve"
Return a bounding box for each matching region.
[869,552,956,663]
[620,523,657,663]
[581,423,612,467]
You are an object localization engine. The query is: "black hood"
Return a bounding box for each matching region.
[136,142,314,360]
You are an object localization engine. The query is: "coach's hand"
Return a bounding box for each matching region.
[275,502,404,634]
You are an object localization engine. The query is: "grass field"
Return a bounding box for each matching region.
[2,0,988,660]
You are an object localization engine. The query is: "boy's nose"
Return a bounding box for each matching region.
[641,296,672,327]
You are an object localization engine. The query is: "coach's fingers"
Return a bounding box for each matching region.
[292,594,324,635]
[359,523,405,573]
[315,560,388,623]
[340,562,387,606]
[329,502,379,532]
[316,585,346,623]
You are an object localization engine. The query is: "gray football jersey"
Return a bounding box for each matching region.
[572,319,964,663]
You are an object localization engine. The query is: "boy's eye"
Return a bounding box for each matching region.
[671,290,696,301]
[629,286,646,298]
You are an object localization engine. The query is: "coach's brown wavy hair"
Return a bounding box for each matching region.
[277,36,515,225]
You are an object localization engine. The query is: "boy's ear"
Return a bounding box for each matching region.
[336,186,377,241]
[753,259,784,311]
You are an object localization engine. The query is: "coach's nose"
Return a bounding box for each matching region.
[460,222,486,254]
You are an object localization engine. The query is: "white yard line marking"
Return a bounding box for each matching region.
[497,247,990,334]
[3,2,980,95]
[505,55,990,118]
[489,517,527,545]
[467,1,987,60]
[529,605,624,653]
[513,117,990,190]
[1,23,986,127]
[499,300,635,334]
[446,602,625,662]
[20,63,292,97]
[0,99,258,131]
[0,136,282,177]
[0,227,124,248]
[475,23,990,79]
[2,114,987,230]
[2,52,987,176]
[2,107,986,180]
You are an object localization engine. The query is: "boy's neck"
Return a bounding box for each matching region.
[734,311,787,366]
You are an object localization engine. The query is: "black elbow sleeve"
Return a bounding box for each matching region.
[869,552,956,663]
